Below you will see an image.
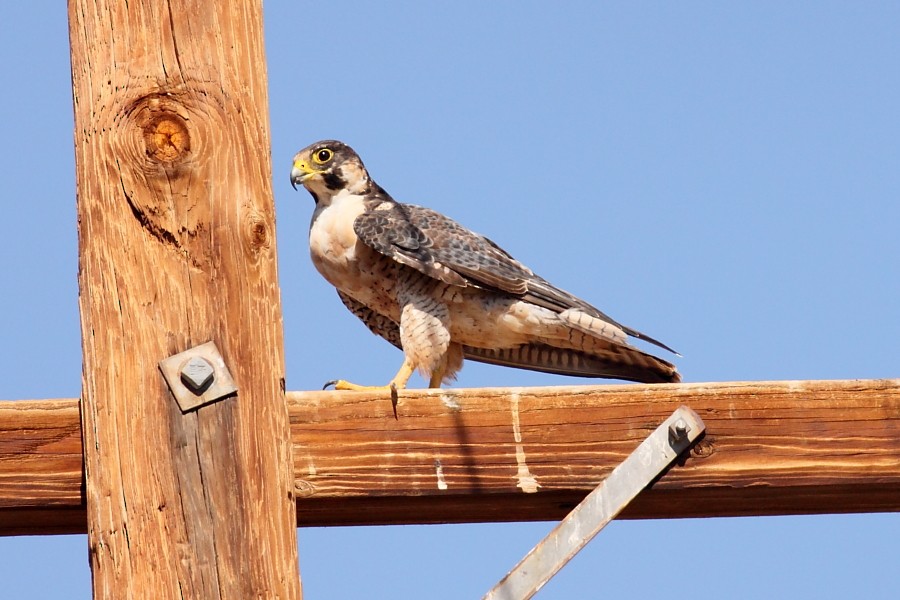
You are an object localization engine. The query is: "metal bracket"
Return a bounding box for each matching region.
[159,341,238,412]
[484,405,705,600]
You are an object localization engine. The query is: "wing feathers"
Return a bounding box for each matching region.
[352,199,678,363]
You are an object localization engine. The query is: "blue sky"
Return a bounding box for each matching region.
[2,2,899,598]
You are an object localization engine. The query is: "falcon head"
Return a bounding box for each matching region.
[290,140,372,199]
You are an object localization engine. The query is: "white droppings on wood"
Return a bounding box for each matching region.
[510,392,540,493]
[440,392,461,411]
[434,459,448,490]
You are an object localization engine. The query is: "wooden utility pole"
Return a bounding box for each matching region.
[0,0,892,596]
[68,0,301,597]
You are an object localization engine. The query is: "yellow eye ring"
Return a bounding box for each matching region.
[312,148,334,164]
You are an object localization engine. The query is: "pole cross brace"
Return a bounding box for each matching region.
[484,405,705,600]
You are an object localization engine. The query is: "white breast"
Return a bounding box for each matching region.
[308,190,368,290]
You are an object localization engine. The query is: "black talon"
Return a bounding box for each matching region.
[390,383,399,420]
[323,380,338,390]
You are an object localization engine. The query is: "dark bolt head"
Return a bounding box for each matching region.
[180,356,215,395]
[669,418,690,442]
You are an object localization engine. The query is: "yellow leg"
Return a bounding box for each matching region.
[427,365,445,389]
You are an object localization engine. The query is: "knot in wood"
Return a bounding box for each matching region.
[143,113,190,162]
[246,212,272,252]
[251,220,269,247]
[691,438,715,458]
[294,480,316,497]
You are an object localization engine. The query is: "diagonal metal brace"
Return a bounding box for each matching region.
[484,405,705,600]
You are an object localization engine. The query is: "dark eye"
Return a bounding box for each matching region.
[313,148,334,164]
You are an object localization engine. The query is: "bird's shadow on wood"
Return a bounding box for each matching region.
[451,405,485,492]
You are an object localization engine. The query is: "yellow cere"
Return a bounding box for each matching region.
[293,159,320,175]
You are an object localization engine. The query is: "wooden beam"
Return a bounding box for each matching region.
[289,378,900,524]
[68,1,300,598]
[1,379,898,534]
[0,399,84,535]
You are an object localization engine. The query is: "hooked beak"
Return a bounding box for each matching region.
[289,165,305,190]
[290,159,319,190]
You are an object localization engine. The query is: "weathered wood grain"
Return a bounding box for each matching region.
[1,379,897,534]
[68,0,300,598]
[0,400,85,535]
[0,399,82,510]
[288,379,900,524]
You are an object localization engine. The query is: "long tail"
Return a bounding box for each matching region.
[463,343,680,384]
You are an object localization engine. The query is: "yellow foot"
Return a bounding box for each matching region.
[323,379,395,392]
[323,360,415,419]
[324,380,402,419]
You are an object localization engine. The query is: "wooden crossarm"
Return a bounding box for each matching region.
[1,379,898,535]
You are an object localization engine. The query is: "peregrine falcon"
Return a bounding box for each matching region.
[290,140,680,395]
